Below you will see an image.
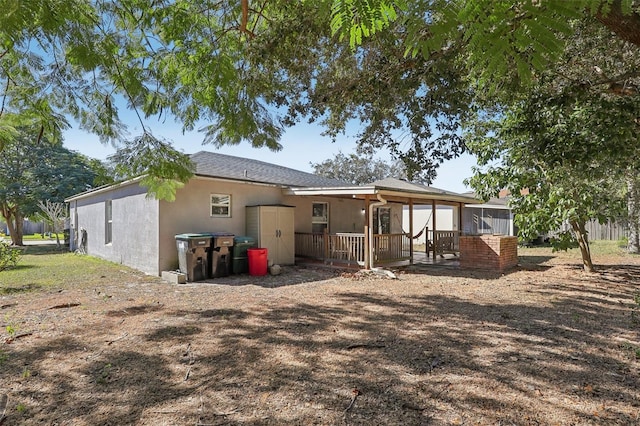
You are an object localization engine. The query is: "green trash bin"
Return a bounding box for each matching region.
[232,236,256,274]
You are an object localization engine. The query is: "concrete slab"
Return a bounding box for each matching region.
[162,270,187,284]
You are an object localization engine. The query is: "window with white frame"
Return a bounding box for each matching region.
[105,200,113,244]
[312,202,328,233]
[210,194,231,217]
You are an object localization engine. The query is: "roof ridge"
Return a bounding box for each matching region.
[189,150,349,187]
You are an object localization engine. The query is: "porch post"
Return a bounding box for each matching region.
[323,227,329,261]
[458,202,463,253]
[432,199,437,259]
[509,210,515,236]
[409,199,414,265]
[364,195,371,269]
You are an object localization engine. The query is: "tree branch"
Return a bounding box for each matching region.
[0,77,9,117]
[594,0,640,47]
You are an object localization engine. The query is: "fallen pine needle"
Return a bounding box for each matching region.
[4,332,33,343]
[48,303,81,310]
[344,388,361,412]
[346,343,385,350]
[106,332,128,345]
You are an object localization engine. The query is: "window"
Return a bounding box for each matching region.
[373,207,391,234]
[210,194,231,217]
[105,200,112,244]
[312,202,328,233]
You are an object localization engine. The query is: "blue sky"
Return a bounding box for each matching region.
[63,118,477,193]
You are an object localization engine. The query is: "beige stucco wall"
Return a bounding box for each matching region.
[386,202,405,234]
[282,196,404,235]
[158,177,286,272]
[282,195,366,234]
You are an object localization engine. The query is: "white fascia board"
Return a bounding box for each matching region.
[465,203,512,210]
[376,189,482,204]
[287,186,481,204]
[284,186,377,196]
[64,176,145,202]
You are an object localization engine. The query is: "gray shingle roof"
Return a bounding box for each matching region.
[190,151,349,187]
[368,178,471,198]
[463,191,511,208]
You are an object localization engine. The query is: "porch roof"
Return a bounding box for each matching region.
[285,177,482,205]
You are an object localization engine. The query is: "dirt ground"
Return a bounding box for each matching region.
[1,250,639,425]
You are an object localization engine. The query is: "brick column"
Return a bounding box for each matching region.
[459,235,518,271]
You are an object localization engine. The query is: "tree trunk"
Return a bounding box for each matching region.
[570,220,595,273]
[53,220,62,249]
[1,204,24,246]
[10,212,24,246]
[628,171,640,253]
[5,215,24,246]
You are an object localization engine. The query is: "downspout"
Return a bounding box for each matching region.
[368,193,387,269]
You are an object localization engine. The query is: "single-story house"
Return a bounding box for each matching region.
[66,151,481,275]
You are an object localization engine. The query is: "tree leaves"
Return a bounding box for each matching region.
[108,132,194,201]
[311,151,408,185]
[0,126,100,242]
[464,21,639,266]
[330,0,404,47]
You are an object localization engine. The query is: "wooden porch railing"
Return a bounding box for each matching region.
[295,232,411,266]
[373,233,412,263]
[295,232,326,259]
[295,232,365,266]
[426,230,460,256]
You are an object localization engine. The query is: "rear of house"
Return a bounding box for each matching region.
[67,151,364,275]
[67,151,483,275]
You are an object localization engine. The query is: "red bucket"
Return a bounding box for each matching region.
[247,248,268,276]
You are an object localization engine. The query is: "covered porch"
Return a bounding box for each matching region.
[287,178,480,269]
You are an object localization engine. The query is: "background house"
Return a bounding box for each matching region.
[1,219,44,236]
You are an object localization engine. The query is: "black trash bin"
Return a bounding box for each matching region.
[209,233,234,278]
[175,233,212,282]
[231,236,256,274]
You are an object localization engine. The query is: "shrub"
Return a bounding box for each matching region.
[0,241,22,271]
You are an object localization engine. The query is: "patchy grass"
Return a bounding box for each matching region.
[520,239,635,260]
[0,246,155,294]
[9,234,64,242]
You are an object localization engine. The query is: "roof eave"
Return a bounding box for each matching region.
[65,176,146,202]
[286,186,481,204]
